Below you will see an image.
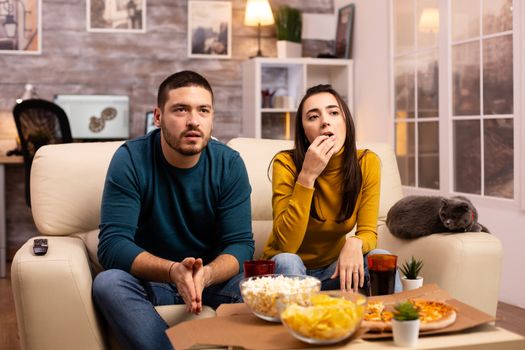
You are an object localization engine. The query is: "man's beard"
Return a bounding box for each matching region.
[161,124,210,156]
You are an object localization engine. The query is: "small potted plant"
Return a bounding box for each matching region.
[274,5,302,58]
[400,256,424,291]
[392,301,420,347]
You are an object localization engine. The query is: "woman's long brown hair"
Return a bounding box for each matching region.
[271,84,364,222]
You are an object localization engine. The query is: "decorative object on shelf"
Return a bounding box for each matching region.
[274,5,302,58]
[88,107,117,133]
[392,301,420,347]
[273,95,295,110]
[54,94,129,139]
[87,0,146,33]
[400,256,424,291]
[334,3,354,59]
[188,0,231,59]
[0,0,41,54]
[244,0,274,57]
[242,58,353,140]
[261,89,275,108]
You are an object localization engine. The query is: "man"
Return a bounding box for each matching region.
[93,71,254,350]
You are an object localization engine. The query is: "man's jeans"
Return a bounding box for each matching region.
[271,248,402,294]
[92,269,243,350]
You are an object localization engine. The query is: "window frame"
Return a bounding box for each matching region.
[391,0,441,190]
[389,0,522,210]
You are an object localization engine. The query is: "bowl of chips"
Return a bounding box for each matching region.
[239,274,321,322]
[280,293,367,344]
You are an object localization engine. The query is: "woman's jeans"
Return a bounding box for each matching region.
[271,249,402,294]
[92,269,244,350]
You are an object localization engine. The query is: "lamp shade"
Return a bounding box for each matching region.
[419,8,439,33]
[244,0,274,26]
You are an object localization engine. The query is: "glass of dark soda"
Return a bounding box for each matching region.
[243,260,276,278]
[367,254,397,296]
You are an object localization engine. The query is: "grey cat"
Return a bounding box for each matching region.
[386,195,490,239]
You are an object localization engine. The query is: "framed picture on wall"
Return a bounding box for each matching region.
[144,111,158,134]
[0,0,41,54]
[188,0,231,59]
[87,0,146,33]
[334,3,355,59]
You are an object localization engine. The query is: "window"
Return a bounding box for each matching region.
[392,0,515,199]
[393,0,440,189]
[451,0,514,198]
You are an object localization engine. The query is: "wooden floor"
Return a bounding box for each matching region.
[1,263,21,350]
[1,262,524,350]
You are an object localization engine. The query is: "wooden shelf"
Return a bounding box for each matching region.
[242,57,353,140]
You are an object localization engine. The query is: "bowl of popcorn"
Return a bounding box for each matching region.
[280,293,367,344]
[239,274,321,322]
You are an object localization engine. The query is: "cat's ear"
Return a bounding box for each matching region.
[441,198,448,208]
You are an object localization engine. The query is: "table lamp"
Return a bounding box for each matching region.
[244,0,275,57]
[15,84,37,104]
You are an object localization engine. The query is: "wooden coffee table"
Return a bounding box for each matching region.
[332,324,525,349]
[168,285,525,349]
[168,320,524,350]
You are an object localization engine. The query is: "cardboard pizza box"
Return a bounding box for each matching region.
[166,284,495,349]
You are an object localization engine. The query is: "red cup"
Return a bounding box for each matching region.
[367,254,397,296]
[243,260,276,278]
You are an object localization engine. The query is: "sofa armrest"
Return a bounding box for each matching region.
[11,236,107,350]
[378,224,502,316]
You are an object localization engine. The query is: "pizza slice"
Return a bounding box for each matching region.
[412,300,457,331]
[362,301,394,332]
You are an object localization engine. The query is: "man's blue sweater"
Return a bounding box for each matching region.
[97,130,254,272]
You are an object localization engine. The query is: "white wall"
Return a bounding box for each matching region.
[335,0,391,144]
[336,0,525,308]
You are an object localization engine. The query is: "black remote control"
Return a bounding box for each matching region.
[33,238,48,256]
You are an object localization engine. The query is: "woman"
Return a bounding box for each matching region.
[262,84,400,293]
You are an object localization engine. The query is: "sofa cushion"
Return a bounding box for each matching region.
[227,138,294,221]
[73,230,103,275]
[30,141,123,236]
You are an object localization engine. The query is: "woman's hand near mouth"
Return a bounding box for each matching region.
[297,134,336,188]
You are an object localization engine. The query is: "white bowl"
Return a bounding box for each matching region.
[239,274,321,322]
[280,293,367,344]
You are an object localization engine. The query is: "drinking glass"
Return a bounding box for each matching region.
[243,260,276,278]
[367,254,397,296]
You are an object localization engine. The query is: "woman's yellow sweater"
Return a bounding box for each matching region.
[262,148,381,269]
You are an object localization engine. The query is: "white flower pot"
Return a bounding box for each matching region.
[276,41,302,58]
[401,276,424,291]
[392,318,420,347]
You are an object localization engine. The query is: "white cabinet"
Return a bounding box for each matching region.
[242,57,354,140]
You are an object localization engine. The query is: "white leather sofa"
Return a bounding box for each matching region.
[11,137,502,350]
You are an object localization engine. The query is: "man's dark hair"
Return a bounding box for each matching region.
[157,70,214,110]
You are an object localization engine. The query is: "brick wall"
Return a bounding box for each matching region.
[0,0,334,258]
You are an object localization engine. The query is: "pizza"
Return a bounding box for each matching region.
[362,300,456,332]
[362,301,394,332]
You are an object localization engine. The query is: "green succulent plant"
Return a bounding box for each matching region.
[400,256,424,280]
[274,6,302,43]
[393,301,420,321]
